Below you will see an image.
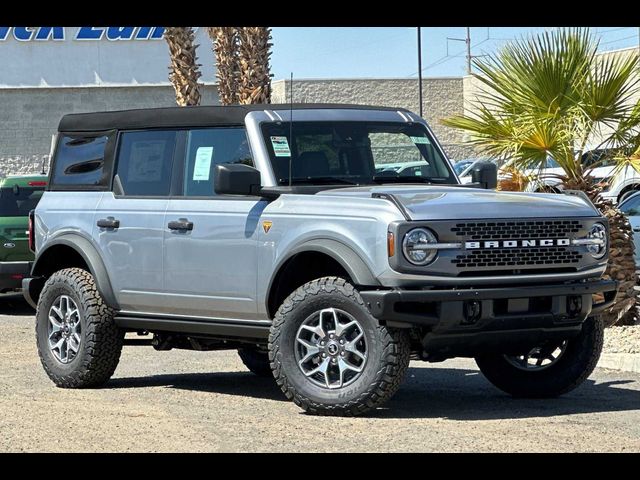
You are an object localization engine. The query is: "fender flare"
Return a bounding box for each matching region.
[32,234,119,309]
[268,238,380,293]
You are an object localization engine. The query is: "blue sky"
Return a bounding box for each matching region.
[270,27,640,80]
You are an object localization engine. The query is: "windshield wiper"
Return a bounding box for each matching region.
[280,177,360,185]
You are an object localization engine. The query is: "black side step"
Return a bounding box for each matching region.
[115,315,270,340]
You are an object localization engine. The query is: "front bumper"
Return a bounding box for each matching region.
[0,261,32,291]
[360,279,617,357]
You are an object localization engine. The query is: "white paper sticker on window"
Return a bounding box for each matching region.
[193,147,214,181]
[410,136,431,145]
[270,136,291,157]
[128,141,165,182]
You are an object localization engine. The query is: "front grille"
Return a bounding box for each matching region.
[452,247,583,268]
[448,219,586,275]
[451,220,582,240]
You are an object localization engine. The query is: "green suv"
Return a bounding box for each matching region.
[0,175,47,293]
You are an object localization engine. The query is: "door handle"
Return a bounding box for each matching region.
[168,219,194,231]
[634,227,640,233]
[97,217,120,229]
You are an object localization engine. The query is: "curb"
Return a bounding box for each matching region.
[598,353,640,374]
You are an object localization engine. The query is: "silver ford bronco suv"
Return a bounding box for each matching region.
[24,104,616,416]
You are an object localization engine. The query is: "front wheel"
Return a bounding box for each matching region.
[475,316,604,398]
[269,277,410,416]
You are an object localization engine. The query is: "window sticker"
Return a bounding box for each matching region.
[410,136,431,145]
[270,136,291,157]
[127,141,165,182]
[193,146,214,181]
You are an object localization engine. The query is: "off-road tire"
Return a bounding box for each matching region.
[475,315,604,398]
[237,348,272,377]
[269,277,410,416]
[36,268,124,388]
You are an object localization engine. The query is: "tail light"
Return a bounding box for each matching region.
[28,210,35,252]
[28,181,47,187]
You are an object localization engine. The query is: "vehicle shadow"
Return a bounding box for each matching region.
[0,293,35,317]
[107,371,288,402]
[107,365,640,420]
[375,367,640,420]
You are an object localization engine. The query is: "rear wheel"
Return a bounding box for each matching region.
[475,316,603,397]
[618,188,639,204]
[269,277,410,416]
[36,268,124,388]
[237,348,272,377]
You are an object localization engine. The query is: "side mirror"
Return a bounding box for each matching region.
[471,161,498,190]
[214,163,262,196]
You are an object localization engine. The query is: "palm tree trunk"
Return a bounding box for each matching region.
[164,27,202,106]
[208,27,239,105]
[236,27,272,104]
[563,178,638,326]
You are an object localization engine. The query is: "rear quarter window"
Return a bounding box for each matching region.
[50,132,115,190]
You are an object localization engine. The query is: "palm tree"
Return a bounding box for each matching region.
[164,27,202,106]
[443,28,640,326]
[207,27,240,105]
[236,27,273,104]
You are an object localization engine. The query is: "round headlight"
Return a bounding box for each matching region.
[586,222,607,259]
[402,228,438,266]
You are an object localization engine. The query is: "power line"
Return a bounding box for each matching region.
[601,34,638,46]
[596,27,634,34]
[408,28,490,77]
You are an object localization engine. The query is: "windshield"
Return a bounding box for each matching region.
[261,121,456,186]
[0,186,44,217]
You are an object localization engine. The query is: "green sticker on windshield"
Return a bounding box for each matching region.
[410,136,430,145]
[270,136,291,157]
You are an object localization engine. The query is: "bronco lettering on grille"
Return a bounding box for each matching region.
[465,239,571,249]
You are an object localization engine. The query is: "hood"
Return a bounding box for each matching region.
[316,185,599,220]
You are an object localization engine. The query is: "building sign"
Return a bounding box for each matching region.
[0,27,166,42]
[0,27,214,88]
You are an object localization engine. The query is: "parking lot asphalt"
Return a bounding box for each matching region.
[1,292,640,453]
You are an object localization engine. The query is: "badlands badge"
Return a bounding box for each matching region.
[262,221,273,234]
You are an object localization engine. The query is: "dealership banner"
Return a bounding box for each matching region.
[0,27,215,88]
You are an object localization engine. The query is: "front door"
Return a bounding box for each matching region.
[94,129,178,313]
[163,127,263,320]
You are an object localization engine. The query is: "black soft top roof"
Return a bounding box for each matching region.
[58,103,412,133]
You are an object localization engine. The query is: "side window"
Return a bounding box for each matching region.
[183,128,253,197]
[115,130,177,196]
[51,134,110,188]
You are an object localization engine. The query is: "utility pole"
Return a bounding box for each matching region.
[465,27,472,75]
[447,27,473,75]
[417,27,423,117]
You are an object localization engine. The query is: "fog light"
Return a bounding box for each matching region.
[463,300,482,324]
[567,295,582,317]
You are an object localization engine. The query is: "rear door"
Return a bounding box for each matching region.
[94,129,179,313]
[163,127,263,320]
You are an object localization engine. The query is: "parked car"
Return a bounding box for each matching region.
[375,161,434,177]
[453,159,475,176]
[24,104,614,416]
[457,158,500,184]
[0,175,47,294]
[521,148,638,203]
[617,191,640,267]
